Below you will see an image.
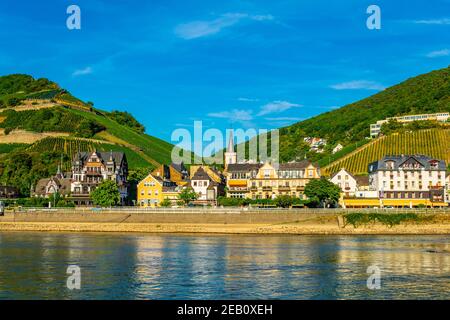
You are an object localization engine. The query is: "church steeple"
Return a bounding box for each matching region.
[224,129,237,167]
[227,129,234,153]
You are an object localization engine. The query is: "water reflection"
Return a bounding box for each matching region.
[0,232,449,299]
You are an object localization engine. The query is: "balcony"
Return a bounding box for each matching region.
[229,187,249,192]
[278,186,291,191]
[262,187,272,192]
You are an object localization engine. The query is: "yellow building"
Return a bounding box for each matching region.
[225,161,321,199]
[152,162,189,187]
[137,173,182,207]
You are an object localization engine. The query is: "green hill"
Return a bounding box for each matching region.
[0,74,179,196]
[322,129,450,176]
[277,66,450,163]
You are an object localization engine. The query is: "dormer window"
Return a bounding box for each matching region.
[385,161,395,170]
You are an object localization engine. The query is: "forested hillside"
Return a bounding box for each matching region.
[0,74,179,196]
[278,66,450,162]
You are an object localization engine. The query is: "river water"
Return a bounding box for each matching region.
[0,232,449,299]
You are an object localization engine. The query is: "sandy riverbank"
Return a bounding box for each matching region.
[1,212,449,234]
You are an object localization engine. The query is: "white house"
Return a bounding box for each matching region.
[368,155,447,202]
[446,175,450,203]
[330,168,370,197]
[190,167,224,204]
[332,144,343,154]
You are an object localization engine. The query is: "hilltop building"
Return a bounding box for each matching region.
[369,112,449,138]
[304,137,327,153]
[225,161,321,200]
[332,144,343,154]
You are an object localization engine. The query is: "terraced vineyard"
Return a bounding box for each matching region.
[323,129,450,176]
[68,107,175,165]
[27,137,153,169]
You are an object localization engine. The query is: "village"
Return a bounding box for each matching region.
[2,112,448,211]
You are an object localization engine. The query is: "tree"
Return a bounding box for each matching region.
[91,180,121,207]
[7,97,21,106]
[304,178,341,208]
[178,187,198,205]
[274,195,294,208]
[108,110,145,133]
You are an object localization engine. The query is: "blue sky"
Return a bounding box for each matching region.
[0,0,449,144]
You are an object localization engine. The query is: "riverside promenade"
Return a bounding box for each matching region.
[0,207,449,235]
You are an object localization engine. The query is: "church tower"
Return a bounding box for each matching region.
[224,129,237,167]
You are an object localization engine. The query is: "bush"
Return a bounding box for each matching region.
[107,110,145,133]
[217,196,305,208]
[7,97,21,106]
[160,199,171,207]
[344,212,426,228]
[274,195,294,208]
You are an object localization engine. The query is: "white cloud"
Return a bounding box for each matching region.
[330,80,385,91]
[264,117,302,121]
[426,49,450,58]
[257,100,301,116]
[238,97,259,102]
[208,109,253,121]
[175,13,273,40]
[414,18,450,25]
[72,67,93,76]
[250,14,274,21]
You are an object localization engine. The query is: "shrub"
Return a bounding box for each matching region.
[160,199,171,207]
[344,212,426,228]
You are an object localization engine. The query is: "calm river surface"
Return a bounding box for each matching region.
[0,232,449,299]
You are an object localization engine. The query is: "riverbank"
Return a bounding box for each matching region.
[1,210,449,234]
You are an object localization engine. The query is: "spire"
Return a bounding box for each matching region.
[227,129,234,153]
[225,129,237,166]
